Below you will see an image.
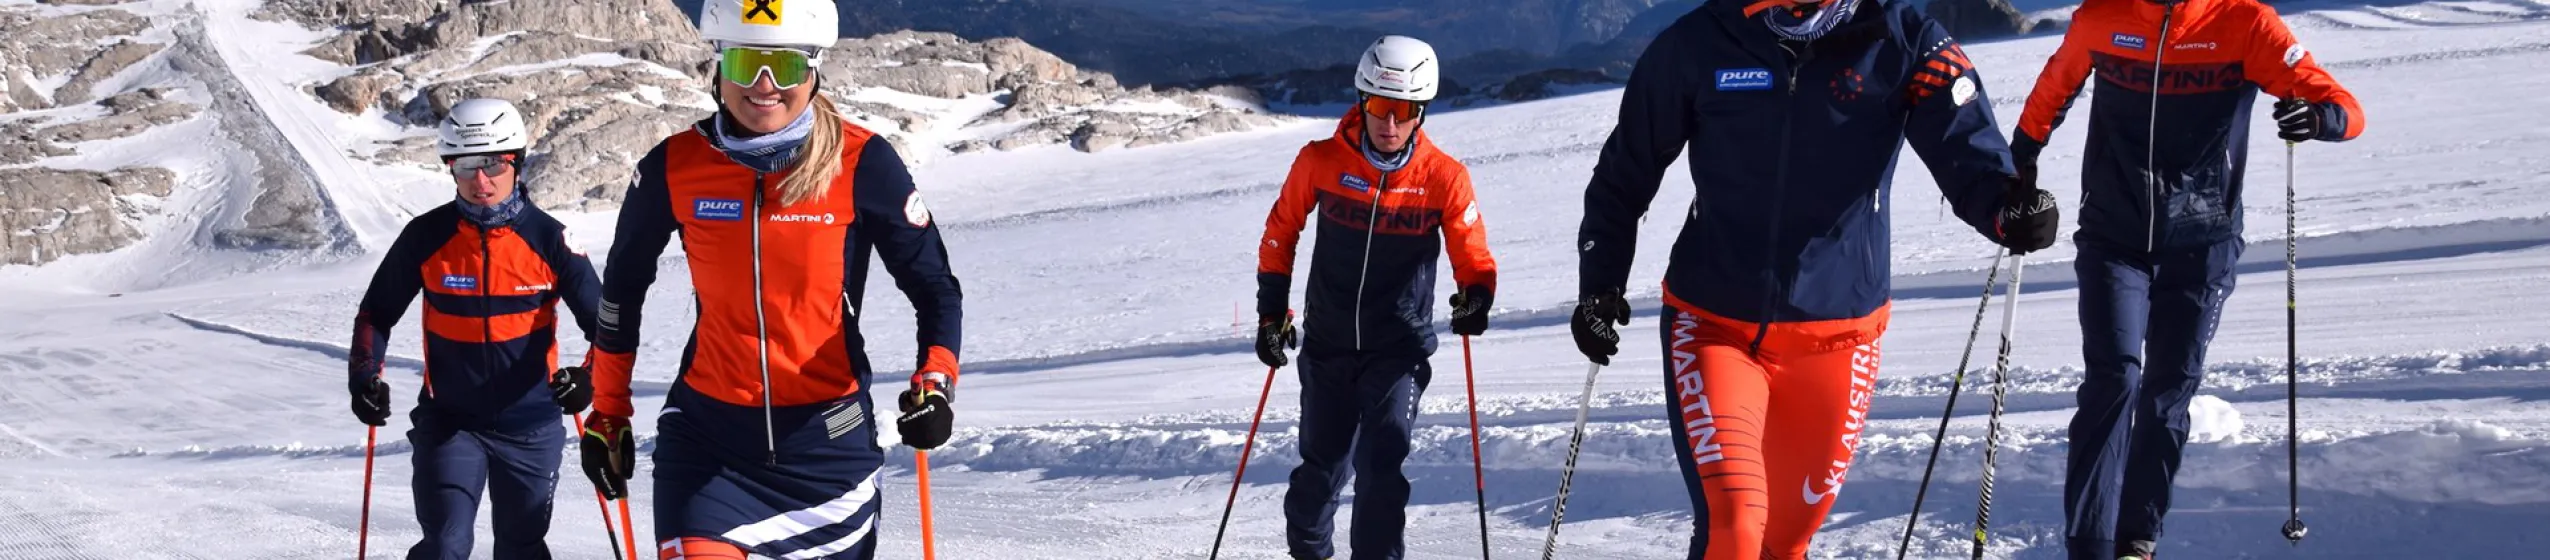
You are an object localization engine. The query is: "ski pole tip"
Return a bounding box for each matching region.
[2281,518,2309,544]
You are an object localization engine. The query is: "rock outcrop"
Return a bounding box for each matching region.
[1927,0,2036,42]
[0,167,174,266]
[252,1,1288,210]
[826,31,1284,155]
[0,5,154,110]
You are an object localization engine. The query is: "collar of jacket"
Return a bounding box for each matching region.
[2124,0,2219,24]
[456,190,526,229]
[1706,0,1893,61]
[700,108,813,174]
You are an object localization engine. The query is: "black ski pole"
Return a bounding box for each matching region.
[1971,254,2028,559]
[1539,362,1604,560]
[1894,250,2007,559]
[2281,140,2309,546]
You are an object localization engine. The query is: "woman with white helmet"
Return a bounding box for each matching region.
[578,1,964,558]
[349,97,606,559]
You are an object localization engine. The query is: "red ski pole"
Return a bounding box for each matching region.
[572,413,629,560]
[917,451,939,560]
[1460,335,1492,558]
[357,425,377,559]
[1207,364,1280,559]
[617,494,638,559]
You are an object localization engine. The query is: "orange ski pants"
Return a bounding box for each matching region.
[1661,292,1886,560]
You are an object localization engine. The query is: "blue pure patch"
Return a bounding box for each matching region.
[2112,33,2148,50]
[1340,174,1371,192]
[441,275,478,291]
[1714,68,1775,91]
[694,198,745,221]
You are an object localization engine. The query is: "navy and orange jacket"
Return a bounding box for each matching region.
[2016,0,2363,252]
[1258,111,1496,355]
[587,117,962,419]
[352,203,602,425]
[1580,0,2011,326]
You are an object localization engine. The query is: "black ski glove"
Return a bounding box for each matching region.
[2275,97,2338,143]
[1448,285,1492,337]
[580,414,635,500]
[351,376,392,427]
[549,366,592,415]
[1255,313,1299,368]
[897,378,954,451]
[1571,289,1632,365]
[1995,177,2060,255]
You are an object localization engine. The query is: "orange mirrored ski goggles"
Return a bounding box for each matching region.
[1361,95,1427,122]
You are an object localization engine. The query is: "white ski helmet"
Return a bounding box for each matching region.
[1356,35,1441,102]
[699,0,838,49]
[437,98,528,157]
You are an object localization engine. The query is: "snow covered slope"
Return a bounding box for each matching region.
[0,0,2545,558]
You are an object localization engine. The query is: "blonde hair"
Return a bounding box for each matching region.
[775,95,847,206]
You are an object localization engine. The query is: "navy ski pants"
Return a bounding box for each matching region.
[1284,344,1433,560]
[2063,235,2241,559]
[408,399,563,560]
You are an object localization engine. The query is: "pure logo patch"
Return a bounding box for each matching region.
[1714,68,1774,91]
[694,198,745,222]
[441,275,478,291]
[1340,174,1371,192]
[2112,33,2148,50]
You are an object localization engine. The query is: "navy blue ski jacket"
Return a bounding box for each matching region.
[1579,0,2013,324]
[353,203,602,425]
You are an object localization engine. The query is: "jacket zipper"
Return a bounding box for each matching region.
[2145,6,2176,252]
[752,175,777,466]
[1751,40,1814,356]
[478,223,494,401]
[1352,172,1388,351]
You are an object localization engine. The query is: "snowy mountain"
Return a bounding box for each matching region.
[1,0,2547,558]
[0,0,1287,290]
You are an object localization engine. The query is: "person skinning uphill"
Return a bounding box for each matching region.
[1253,35,1499,560]
[1569,0,2062,557]
[579,0,963,558]
[2010,0,2364,557]
[349,97,603,559]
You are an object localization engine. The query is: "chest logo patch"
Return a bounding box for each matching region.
[694,198,745,222]
[1340,174,1371,192]
[2113,33,2148,51]
[1715,68,1774,91]
[441,275,478,291]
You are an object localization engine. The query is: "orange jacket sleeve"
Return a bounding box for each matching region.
[1438,167,1496,292]
[2244,5,2364,141]
[2013,15,2099,162]
[1254,147,1321,319]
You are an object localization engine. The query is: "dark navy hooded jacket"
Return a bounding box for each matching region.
[1579,0,2013,325]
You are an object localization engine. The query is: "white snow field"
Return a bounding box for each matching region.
[2,0,2548,558]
